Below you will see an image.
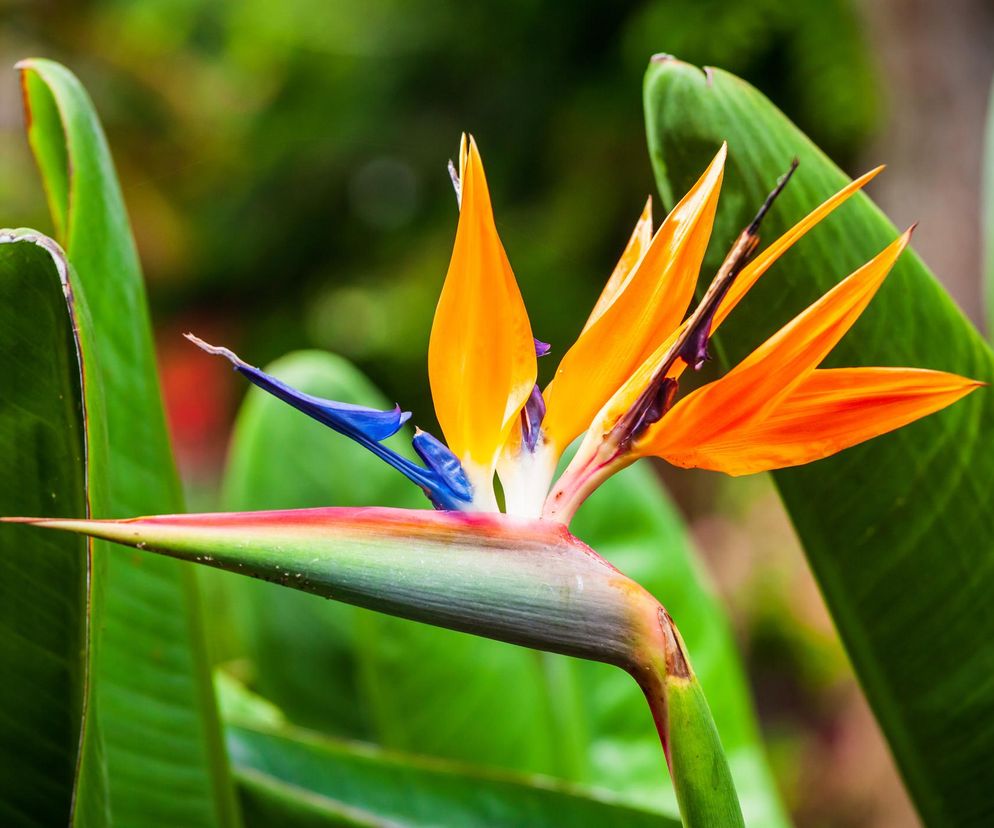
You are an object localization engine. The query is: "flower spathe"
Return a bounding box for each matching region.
[191,135,981,525]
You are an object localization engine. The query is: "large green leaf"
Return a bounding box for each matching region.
[214,673,677,828]
[229,719,679,828]
[214,349,788,825]
[18,60,238,826]
[0,233,91,826]
[644,56,994,827]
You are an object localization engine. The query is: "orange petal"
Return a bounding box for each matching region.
[638,230,912,457]
[541,143,726,451]
[642,166,885,395]
[428,135,536,487]
[593,167,885,441]
[582,197,653,333]
[668,230,911,452]
[713,166,884,333]
[649,367,981,476]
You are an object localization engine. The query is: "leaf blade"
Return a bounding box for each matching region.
[18,59,239,827]
[0,232,94,827]
[644,55,994,827]
[984,74,994,338]
[229,719,681,828]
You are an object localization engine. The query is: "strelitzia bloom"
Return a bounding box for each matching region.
[186,136,978,525]
[11,136,982,828]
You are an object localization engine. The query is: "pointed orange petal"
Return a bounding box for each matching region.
[712,166,884,333]
[648,367,981,476]
[541,143,726,452]
[630,167,886,396]
[582,197,653,333]
[428,135,536,486]
[637,230,912,462]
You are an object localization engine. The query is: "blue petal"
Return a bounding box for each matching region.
[412,429,473,502]
[520,384,546,452]
[185,335,409,442]
[186,334,472,510]
[534,338,551,357]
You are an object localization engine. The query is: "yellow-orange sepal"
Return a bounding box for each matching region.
[541,144,726,453]
[428,135,537,497]
[577,167,886,446]
[635,228,984,475]
[582,196,654,332]
[651,367,981,476]
[712,166,884,333]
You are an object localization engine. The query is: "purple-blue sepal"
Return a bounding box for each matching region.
[186,335,473,510]
[412,429,474,505]
[521,384,546,452]
[236,360,410,442]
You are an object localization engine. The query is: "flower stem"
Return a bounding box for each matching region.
[627,605,746,828]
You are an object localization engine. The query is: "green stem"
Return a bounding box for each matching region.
[627,606,745,828]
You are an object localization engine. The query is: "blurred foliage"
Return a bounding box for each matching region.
[3,0,881,429]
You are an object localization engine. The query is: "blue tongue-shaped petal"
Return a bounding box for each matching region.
[186,335,472,510]
[186,335,409,441]
[412,429,473,503]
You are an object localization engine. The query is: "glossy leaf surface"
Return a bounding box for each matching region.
[0,233,89,826]
[645,56,994,827]
[18,59,237,826]
[230,719,678,828]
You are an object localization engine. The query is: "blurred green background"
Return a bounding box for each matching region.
[3,1,992,825]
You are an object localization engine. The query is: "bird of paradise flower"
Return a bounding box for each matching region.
[12,136,980,827]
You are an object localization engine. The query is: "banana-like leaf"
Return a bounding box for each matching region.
[644,56,994,827]
[17,60,238,826]
[216,666,676,826]
[229,719,680,828]
[0,233,91,826]
[214,351,787,825]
